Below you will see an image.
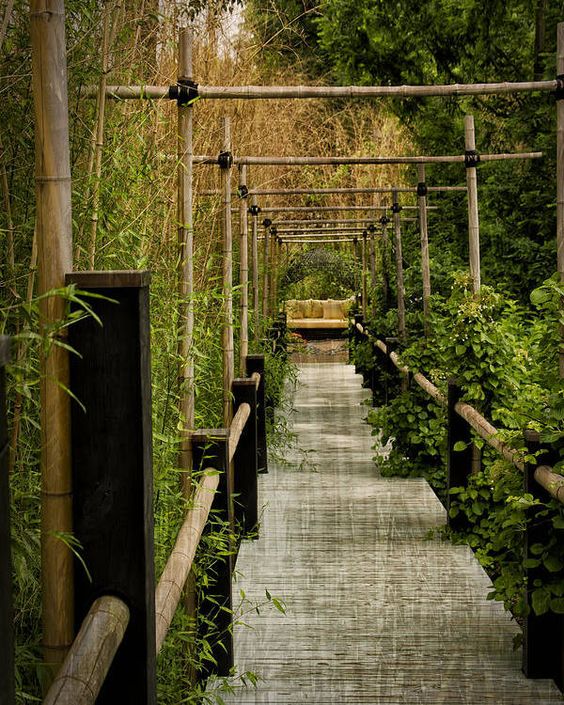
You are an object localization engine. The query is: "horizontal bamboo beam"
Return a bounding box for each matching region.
[228,402,251,463]
[43,596,130,705]
[91,79,558,102]
[255,205,436,213]
[155,471,219,653]
[194,152,542,166]
[535,465,564,504]
[201,186,467,196]
[281,238,358,243]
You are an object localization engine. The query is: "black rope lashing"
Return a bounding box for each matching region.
[464,150,480,168]
[367,223,377,234]
[168,79,199,106]
[417,182,428,197]
[217,151,233,169]
[555,74,564,101]
[391,203,402,214]
[237,185,249,199]
[262,218,272,228]
[269,225,278,236]
[248,204,261,216]
[380,215,390,225]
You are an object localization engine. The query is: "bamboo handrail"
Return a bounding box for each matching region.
[193,152,542,166]
[228,402,251,463]
[535,465,564,504]
[155,471,219,653]
[201,186,467,196]
[356,324,524,470]
[43,596,130,705]
[89,79,559,102]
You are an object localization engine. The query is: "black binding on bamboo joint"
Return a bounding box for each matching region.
[168,79,198,105]
[237,185,249,199]
[417,182,428,197]
[367,223,377,234]
[391,202,402,214]
[262,218,272,228]
[380,215,390,225]
[269,225,278,236]
[555,75,564,100]
[217,151,233,169]
[464,149,481,168]
[248,204,261,216]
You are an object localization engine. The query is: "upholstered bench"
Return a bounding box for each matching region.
[286,299,353,332]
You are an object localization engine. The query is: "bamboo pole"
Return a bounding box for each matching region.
[270,236,278,316]
[238,166,249,374]
[221,117,234,426]
[272,218,386,225]
[94,78,559,101]
[30,0,74,674]
[204,186,467,196]
[465,115,481,293]
[262,225,270,320]
[280,238,358,243]
[557,23,564,378]
[258,205,430,213]
[381,218,390,311]
[177,27,195,493]
[193,152,542,167]
[417,164,431,335]
[250,195,259,341]
[392,191,406,341]
[361,232,368,317]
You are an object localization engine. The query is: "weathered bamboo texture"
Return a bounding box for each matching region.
[535,465,564,503]
[43,597,129,705]
[249,186,467,196]
[251,195,259,341]
[222,117,234,426]
[30,0,74,672]
[154,472,219,653]
[392,191,406,341]
[177,27,195,492]
[465,115,481,293]
[239,166,249,374]
[228,403,251,463]
[282,238,357,243]
[418,165,431,334]
[361,233,368,317]
[262,226,270,319]
[194,152,542,166]
[95,78,558,101]
[557,23,564,378]
[87,5,113,268]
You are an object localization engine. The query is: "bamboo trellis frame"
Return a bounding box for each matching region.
[201,186,467,196]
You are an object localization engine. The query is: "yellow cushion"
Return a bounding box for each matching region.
[285,300,300,319]
[323,300,345,319]
[311,300,324,317]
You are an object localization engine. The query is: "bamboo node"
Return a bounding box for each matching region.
[464,149,481,168]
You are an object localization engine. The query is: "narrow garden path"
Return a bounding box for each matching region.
[223,362,562,704]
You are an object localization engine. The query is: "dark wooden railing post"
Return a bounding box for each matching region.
[0,337,14,705]
[446,379,473,529]
[246,355,267,474]
[66,271,156,705]
[522,429,563,685]
[191,430,234,677]
[232,378,259,537]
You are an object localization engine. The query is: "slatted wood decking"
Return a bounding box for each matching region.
[219,362,563,704]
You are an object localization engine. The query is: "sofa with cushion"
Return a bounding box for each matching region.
[285,298,353,330]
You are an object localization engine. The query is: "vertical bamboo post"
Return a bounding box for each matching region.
[177,26,194,493]
[270,232,278,315]
[417,164,431,335]
[238,166,249,374]
[361,231,368,317]
[262,222,270,320]
[392,191,406,341]
[380,216,390,311]
[556,23,564,378]
[369,229,376,291]
[221,117,234,426]
[352,237,359,299]
[464,114,481,293]
[250,197,259,341]
[30,0,74,674]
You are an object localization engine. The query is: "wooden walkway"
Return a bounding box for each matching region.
[221,363,563,704]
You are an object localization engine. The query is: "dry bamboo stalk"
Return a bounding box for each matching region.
[262,225,270,320]
[155,472,219,653]
[238,166,249,374]
[392,191,406,341]
[221,117,234,426]
[0,140,14,277]
[43,596,129,705]
[557,23,564,378]
[87,5,112,269]
[193,152,542,167]
[92,79,558,101]
[228,402,251,463]
[535,465,564,504]
[177,27,195,492]
[361,233,368,317]
[465,115,481,293]
[30,0,74,673]
[417,165,431,335]
[250,195,259,341]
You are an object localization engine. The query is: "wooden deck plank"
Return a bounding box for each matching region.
[218,363,562,704]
